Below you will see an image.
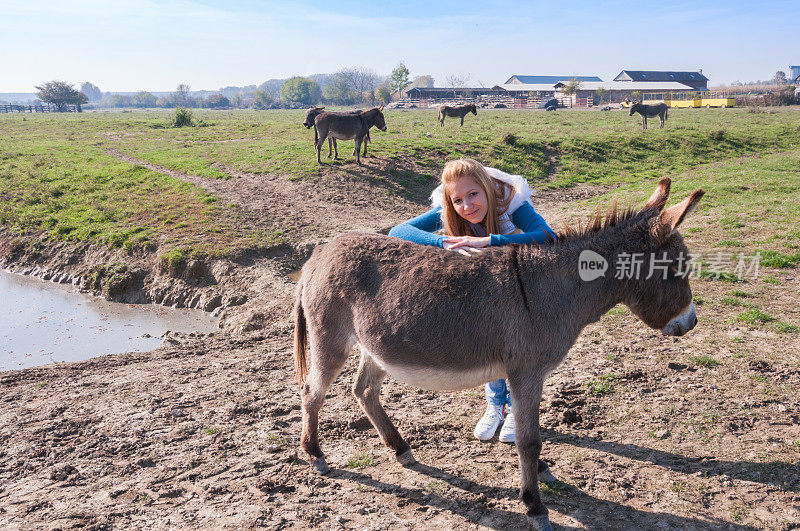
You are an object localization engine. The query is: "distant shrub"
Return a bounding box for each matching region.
[501,132,518,146]
[172,107,193,128]
[709,129,726,141]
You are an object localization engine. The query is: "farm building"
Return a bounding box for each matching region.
[494,75,604,107]
[504,75,602,84]
[554,80,703,107]
[613,70,709,90]
[790,66,800,84]
[404,87,506,100]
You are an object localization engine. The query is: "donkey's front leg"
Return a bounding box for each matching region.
[353,350,416,466]
[354,137,363,165]
[508,374,552,531]
[642,116,647,130]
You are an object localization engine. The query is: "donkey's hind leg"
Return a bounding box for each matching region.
[300,334,351,474]
[353,349,416,467]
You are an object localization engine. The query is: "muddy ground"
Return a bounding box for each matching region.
[1,155,799,530]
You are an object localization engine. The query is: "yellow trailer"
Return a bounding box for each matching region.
[667,99,701,108]
[700,97,735,108]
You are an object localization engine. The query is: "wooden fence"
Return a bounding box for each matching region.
[0,104,80,113]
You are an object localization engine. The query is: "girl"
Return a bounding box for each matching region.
[388,158,555,443]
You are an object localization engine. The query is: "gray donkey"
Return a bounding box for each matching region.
[303,106,371,159]
[293,178,702,530]
[313,106,386,165]
[438,103,477,126]
[629,101,669,130]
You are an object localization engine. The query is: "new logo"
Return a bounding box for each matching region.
[578,250,608,281]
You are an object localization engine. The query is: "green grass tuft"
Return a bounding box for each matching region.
[737,308,775,325]
[585,375,616,397]
[346,453,375,469]
[692,355,721,368]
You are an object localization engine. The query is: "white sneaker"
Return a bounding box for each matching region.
[498,408,516,443]
[473,405,504,441]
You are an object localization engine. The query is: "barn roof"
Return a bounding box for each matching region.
[494,83,560,92]
[504,75,603,84]
[614,70,709,82]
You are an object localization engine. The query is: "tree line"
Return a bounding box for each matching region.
[34,63,437,110]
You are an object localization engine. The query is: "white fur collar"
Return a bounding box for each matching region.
[430,166,534,214]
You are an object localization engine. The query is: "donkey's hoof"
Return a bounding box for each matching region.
[527,514,553,531]
[311,457,330,475]
[538,465,557,484]
[396,449,417,467]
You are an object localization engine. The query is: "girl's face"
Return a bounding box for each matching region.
[448,175,488,225]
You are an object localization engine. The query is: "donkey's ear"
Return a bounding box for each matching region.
[658,189,705,234]
[644,177,671,212]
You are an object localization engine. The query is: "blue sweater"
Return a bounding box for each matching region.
[388,202,555,247]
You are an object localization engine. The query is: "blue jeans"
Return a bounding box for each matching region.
[485,379,511,408]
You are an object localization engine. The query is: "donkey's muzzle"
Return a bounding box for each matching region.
[380,126,387,132]
[662,301,697,336]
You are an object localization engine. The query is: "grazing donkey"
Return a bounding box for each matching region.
[438,103,477,127]
[293,177,703,530]
[303,107,371,159]
[629,101,669,130]
[313,106,386,165]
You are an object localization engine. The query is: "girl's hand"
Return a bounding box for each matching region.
[443,237,488,256]
[443,235,491,249]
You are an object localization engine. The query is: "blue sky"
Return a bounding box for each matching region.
[1,0,797,92]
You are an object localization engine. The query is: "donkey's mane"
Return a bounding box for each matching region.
[555,199,655,244]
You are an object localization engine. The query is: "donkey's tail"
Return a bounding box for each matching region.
[293,279,309,388]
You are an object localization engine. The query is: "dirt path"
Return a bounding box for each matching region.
[106,149,426,246]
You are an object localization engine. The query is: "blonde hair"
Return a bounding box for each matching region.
[440,158,513,237]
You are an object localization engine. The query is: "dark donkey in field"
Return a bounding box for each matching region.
[313,106,386,165]
[303,107,372,160]
[629,101,669,130]
[438,103,477,126]
[293,178,703,530]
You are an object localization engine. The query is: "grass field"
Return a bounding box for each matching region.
[1,106,799,259]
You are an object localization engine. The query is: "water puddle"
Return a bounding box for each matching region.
[287,269,302,282]
[0,269,219,371]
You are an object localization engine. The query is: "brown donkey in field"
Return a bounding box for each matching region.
[313,106,386,165]
[438,103,477,126]
[629,101,669,130]
[293,178,702,530]
[303,106,371,159]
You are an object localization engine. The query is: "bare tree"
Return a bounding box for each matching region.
[174,83,191,106]
[773,71,788,85]
[338,67,381,103]
[445,73,471,89]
